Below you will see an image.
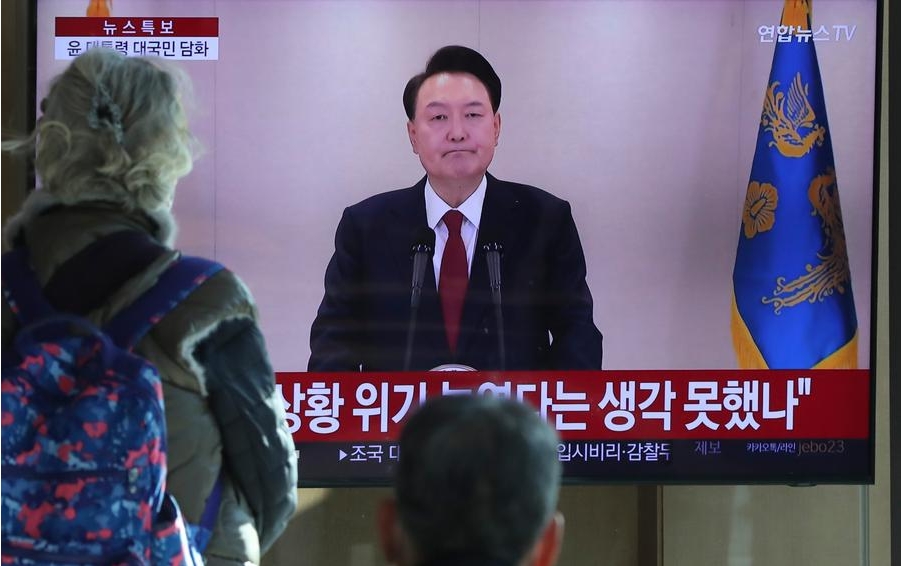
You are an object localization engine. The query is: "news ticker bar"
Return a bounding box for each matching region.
[276,370,871,442]
[292,438,871,486]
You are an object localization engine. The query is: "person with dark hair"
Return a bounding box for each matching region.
[2,48,297,565]
[309,45,602,371]
[377,394,565,566]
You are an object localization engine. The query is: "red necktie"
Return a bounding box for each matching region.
[439,210,468,353]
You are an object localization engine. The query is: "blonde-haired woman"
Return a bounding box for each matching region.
[2,48,297,566]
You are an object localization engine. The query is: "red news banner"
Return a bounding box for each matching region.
[54,17,219,36]
[275,370,870,442]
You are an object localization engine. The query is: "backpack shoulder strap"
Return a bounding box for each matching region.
[104,255,227,548]
[103,256,225,351]
[1,248,56,326]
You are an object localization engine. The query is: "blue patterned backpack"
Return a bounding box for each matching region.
[1,247,223,565]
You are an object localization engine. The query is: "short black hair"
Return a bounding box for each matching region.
[394,395,561,565]
[403,45,502,120]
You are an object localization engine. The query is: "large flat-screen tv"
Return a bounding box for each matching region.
[32,0,882,485]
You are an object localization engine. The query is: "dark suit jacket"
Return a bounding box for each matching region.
[308,173,603,371]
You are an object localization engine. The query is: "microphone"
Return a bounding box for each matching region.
[404,227,436,370]
[483,241,505,370]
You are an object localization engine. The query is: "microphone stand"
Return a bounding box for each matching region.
[484,243,505,370]
[404,240,433,371]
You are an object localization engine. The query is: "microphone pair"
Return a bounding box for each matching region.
[404,227,505,370]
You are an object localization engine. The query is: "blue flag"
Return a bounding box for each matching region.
[731,0,857,369]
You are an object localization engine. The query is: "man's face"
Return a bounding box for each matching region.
[407,72,501,189]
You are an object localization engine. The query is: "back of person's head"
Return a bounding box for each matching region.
[4,48,195,213]
[403,45,502,120]
[379,394,564,566]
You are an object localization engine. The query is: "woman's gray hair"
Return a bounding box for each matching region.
[3,48,197,212]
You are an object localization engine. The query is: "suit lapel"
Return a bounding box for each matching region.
[388,178,430,276]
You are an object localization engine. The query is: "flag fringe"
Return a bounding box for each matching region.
[731,294,859,369]
[731,294,769,369]
[813,331,858,369]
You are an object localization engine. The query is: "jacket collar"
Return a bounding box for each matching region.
[3,189,177,250]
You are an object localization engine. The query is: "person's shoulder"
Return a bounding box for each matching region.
[488,174,570,210]
[192,264,255,311]
[348,181,424,212]
[341,179,425,225]
[149,255,257,327]
[137,255,260,394]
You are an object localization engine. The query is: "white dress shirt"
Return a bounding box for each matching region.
[424,175,487,285]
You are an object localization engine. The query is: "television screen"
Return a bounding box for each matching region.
[34,0,880,485]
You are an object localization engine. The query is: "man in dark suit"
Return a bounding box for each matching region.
[309,45,602,371]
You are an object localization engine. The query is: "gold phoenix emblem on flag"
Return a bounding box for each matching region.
[762,169,851,314]
[761,72,826,158]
